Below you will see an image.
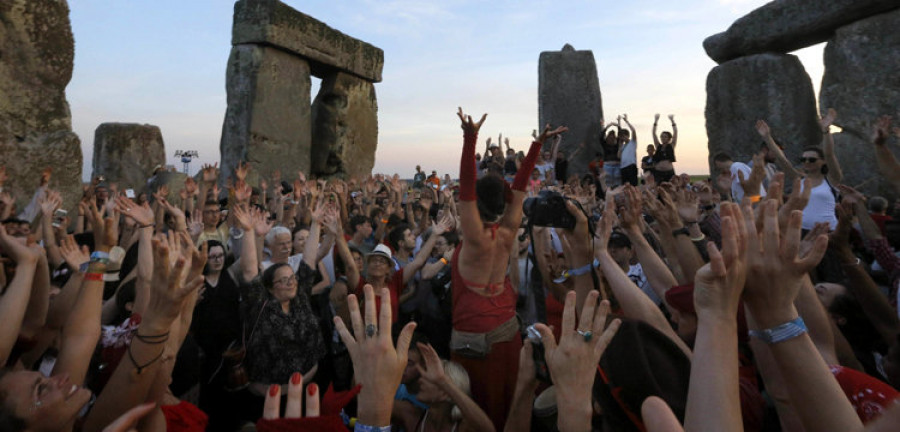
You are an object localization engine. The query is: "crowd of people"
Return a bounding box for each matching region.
[2,108,900,432]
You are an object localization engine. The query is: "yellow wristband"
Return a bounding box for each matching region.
[440,258,449,265]
[747,195,762,204]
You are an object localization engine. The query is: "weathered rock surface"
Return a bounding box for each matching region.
[0,0,83,213]
[819,9,900,198]
[706,54,821,174]
[91,123,165,191]
[704,0,900,64]
[232,0,383,82]
[311,72,378,179]
[219,44,312,186]
[538,44,603,177]
[0,132,82,214]
[820,9,900,140]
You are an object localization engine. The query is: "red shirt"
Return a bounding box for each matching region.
[355,268,405,323]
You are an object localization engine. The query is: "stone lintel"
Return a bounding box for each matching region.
[232,0,384,82]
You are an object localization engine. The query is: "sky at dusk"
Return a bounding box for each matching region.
[67,0,826,179]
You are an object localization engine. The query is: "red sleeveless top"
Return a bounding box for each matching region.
[451,243,517,333]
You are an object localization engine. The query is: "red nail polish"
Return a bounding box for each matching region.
[268,384,279,397]
[291,372,301,385]
[307,383,318,396]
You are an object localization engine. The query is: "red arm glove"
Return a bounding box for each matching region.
[459,131,478,201]
[512,141,542,192]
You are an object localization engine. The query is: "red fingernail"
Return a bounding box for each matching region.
[268,384,279,397]
[307,383,318,396]
[291,372,301,385]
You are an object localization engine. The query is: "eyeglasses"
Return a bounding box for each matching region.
[272,275,296,287]
[799,157,819,163]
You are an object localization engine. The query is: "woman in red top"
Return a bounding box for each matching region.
[452,108,566,430]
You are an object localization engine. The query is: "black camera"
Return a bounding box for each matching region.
[523,190,581,229]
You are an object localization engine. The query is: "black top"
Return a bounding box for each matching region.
[555,159,568,182]
[602,141,620,162]
[241,262,326,384]
[191,271,242,384]
[504,158,518,176]
[653,144,676,163]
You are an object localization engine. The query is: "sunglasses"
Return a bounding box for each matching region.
[799,157,819,163]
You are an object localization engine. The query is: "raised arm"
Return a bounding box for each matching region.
[54,204,116,386]
[502,124,568,231]
[668,114,678,147]
[596,198,692,357]
[0,225,40,365]
[622,114,637,143]
[652,114,661,147]
[820,108,843,184]
[756,120,802,181]
[403,213,454,285]
[872,115,900,194]
[742,200,861,432]
[456,108,489,246]
[232,204,259,283]
[684,202,747,432]
[417,342,495,432]
[38,190,63,268]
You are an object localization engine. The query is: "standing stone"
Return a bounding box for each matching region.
[0,0,82,214]
[219,44,311,186]
[538,44,603,177]
[92,123,166,191]
[706,54,821,174]
[704,0,900,64]
[311,72,378,179]
[820,8,900,198]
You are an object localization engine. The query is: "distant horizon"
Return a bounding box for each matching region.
[67,0,826,181]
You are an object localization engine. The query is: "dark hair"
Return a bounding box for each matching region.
[203,240,226,275]
[388,224,411,251]
[869,196,889,213]
[712,152,733,163]
[441,230,460,247]
[475,174,507,223]
[261,262,292,290]
[349,215,371,234]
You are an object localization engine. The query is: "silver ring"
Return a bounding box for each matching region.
[365,324,377,338]
[576,329,593,342]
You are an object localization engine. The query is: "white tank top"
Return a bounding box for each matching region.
[801,179,838,231]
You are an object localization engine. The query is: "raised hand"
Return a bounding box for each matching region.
[755,120,772,139]
[819,108,837,132]
[654,113,661,122]
[533,291,621,431]
[432,212,455,235]
[742,200,827,328]
[333,285,416,426]
[234,160,250,182]
[668,114,675,122]
[200,163,219,183]
[535,123,569,145]
[251,207,275,238]
[737,154,765,198]
[115,196,154,228]
[415,343,447,385]
[457,107,487,136]
[153,184,169,203]
[232,204,252,232]
[39,189,62,217]
[779,178,811,232]
[188,210,204,238]
[873,115,892,146]
[40,167,53,186]
[693,202,748,320]
[183,177,198,197]
[146,234,203,327]
[233,180,252,204]
[59,234,90,273]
